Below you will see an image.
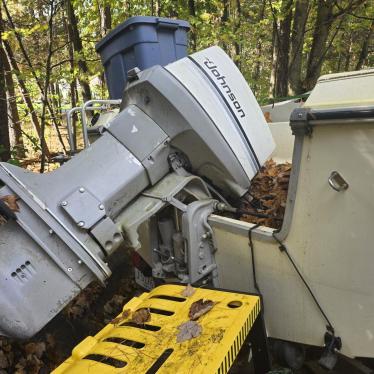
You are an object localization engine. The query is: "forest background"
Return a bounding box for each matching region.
[0,0,373,171]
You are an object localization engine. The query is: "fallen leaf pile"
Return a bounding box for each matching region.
[240,159,291,229]
[64,282,102,320]
[0,336,56,374]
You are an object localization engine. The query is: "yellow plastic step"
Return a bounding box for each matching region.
[53,284,268,374]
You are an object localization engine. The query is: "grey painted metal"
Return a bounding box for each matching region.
[91,217,124,255]
[121,66,251,197]
[106,105,171,185]
[115,173,211,250]
[0,164,110,279]
[182,199,218,284]
[61,187,106,229]
[115,172,216,283]
[0,218,88,339]
[107,105,168,161]
[0,189,95,339]
[81,99,121,147]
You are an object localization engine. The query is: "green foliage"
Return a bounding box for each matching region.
[1,0,373,156]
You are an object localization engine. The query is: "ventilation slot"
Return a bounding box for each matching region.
[145,348,173,374]
[149,308,174,316]
[103,337,145,349]
[83,354,126,368]
[121,322,161,331]
[11,260,35,283]
[151,295,186,302]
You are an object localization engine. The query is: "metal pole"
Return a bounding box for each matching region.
[66,107,82,153]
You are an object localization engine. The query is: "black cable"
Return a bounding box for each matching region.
[248,223,264,311]
[272,232,335,335]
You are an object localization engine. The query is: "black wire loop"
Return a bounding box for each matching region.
[272,231,335,335]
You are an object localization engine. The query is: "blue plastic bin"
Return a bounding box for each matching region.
[96,16,190,99]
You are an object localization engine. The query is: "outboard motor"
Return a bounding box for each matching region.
[0,46,274,338]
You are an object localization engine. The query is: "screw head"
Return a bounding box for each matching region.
[77,260,82,265]
[61,201,67,206]
[78,221,85,227]
[49,229,54,235]
[98,204,105,210]
[67,267,72,272]
[79,187,85,193]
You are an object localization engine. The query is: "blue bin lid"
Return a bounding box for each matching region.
[96,16,190,52]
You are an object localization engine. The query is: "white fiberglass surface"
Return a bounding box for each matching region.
[166,46,275,179]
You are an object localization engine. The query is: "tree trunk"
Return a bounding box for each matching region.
[303,0,334,91]
[66,0,92,102]
[269,19,278,98]
[0,6,10,161]
[252,0,266,95]
[355,20,374,70]
[69,81,78,150]
[100,3,112,35]
[188,0,197,51]
[233,0,241,68]
[156,0,162,16]
[99,3,112,94]
[289,0,309,94]
[55,83,62,115]
[273,0,293,98]
[63,12,78,150]
[2,0,65,152]
[344,35,353,71]
[50,83,60,116]
[40,0,59,173]
[3,40,50,157]
[337,52,343,72]
[221,0,229,53]
[3,48,25,157]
